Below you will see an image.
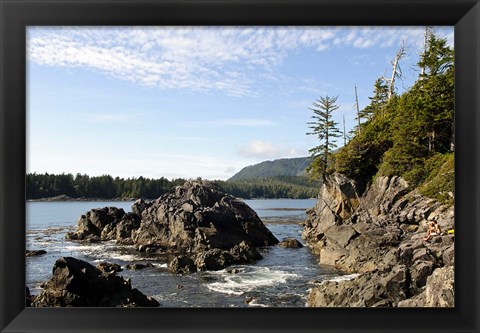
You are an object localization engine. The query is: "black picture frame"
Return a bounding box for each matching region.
[1,0,479,332]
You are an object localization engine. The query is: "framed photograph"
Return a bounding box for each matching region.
[1,0,479,332]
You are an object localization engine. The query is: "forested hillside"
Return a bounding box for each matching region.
[307,31,454,203]
[216,176,320,199]
[227,157,311,181]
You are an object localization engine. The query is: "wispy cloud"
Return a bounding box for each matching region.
[238,140,302,159]
[27,26,452,97]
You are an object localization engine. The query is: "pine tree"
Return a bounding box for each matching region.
[416,32,454,152]
[306,95,342,179]
[360,77,389,120]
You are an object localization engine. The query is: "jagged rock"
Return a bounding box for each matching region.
[325,225,358,248]
[26,249,47,257]
[399,266,454,307]
[424,266,454,307]
[96,262,122,273]
[410,260,434,290]
[32,257,159,307]
[194,248,234,271]
[303,174,359,237]
[66,207,127,241]
[304,174,455,307]
[442,245,455,266]
[278,238,304,248]
[66,180,278,272]
[126,263,154,270]
[308,266,408,307]
[229,240,262,262]
[169,255,196,274]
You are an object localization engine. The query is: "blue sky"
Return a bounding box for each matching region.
[27,26,453,180]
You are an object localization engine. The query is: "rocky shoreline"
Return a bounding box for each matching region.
[29,176,453,307]
[303,174,454,307]
[65,180,278,273]
[28,194,136,202]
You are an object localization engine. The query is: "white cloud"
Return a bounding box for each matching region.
[27,26,453,96]
[238,140,302,159]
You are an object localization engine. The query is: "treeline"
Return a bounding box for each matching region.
[307,29,454,203]
[26,173,320,200]
[26,173,186,200]
[217,176,320,199]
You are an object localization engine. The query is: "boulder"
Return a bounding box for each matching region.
[194,249,234,271]
[66,180,278,272]
[229,241,262,262]
[96,262,122,273]
[126,263,154,270]
[278,238,304,248]
[32,257,159,307]
[66,207,127,241]
[26,250,47,257]
[169,255,196,274]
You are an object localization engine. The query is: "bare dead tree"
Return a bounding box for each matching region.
[354,85,361,134]
[420,26,432,78]
[386,41,406,101]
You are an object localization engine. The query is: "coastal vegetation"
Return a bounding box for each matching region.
[307,31,454,203]
[26,172,320,200]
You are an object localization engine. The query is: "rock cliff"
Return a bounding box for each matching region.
[66,180,278,272]
[303,174,454,307]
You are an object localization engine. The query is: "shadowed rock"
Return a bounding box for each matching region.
[66,180,278,272]
[278,238,304,248]
[32,257,159,307]
[26,250,47,257]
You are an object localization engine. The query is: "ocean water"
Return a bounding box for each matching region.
[26,199,342,307]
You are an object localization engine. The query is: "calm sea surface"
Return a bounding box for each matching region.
[26,199,342,307]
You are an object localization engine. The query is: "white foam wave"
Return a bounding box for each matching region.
[206,267,298,296]
[247,299,269,307]
[151,263,168,268]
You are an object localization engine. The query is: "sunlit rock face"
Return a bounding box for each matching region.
[304,174,454,307]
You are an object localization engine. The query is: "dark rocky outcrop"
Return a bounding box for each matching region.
[278,238,304,248]
[96,261,123,273]
[32,257,159,307]
[304,174,454,307]
[126,263,154,270]
[26,250,47,257]
[66,180,278,272]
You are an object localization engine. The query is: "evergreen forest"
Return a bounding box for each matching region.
[307,30,454,203]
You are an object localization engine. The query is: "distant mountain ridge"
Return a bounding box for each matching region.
[228,157,312,182]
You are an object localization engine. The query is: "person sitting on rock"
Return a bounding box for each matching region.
[423,220,442,241]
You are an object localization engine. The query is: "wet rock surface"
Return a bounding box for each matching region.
[26,250,47,257]
[304,174,454,307]
[32,257,159,307]
[66,180,278,272]
[278,238,304,248]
